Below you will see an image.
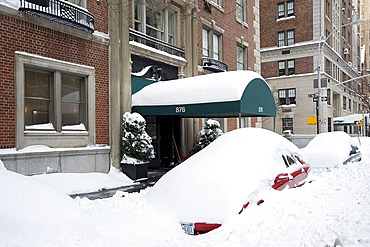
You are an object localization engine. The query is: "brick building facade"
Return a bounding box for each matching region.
[197,0,261,132]
[260,0,364,135]
[0,0,110,174]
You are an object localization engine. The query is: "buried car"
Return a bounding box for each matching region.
[145,128,311,235]
[301,131,362,169]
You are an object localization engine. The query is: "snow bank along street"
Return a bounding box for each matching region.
[1,135,370,246]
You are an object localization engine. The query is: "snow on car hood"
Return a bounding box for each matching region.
[301,131,357,169]
[146,128,305,223]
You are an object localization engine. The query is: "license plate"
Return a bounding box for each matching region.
[180,222,194,235]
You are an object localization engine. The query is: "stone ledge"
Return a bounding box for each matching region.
[0,146,110,175]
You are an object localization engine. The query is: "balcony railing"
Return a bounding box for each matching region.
[19,0,94,33]
[129,28,185,58]
[202,57,228,72]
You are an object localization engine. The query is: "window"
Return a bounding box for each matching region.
[278,60,295,76]
[326,29,331,45]
[343,96,347,110]
[327,89,331,105]
[349,99,352,112]
[342,25,346,39]
[278,88,296,105]
[282,118,293,132]
[237,44,247,70]
[25,71,87,131]
[325,58,331,75]
[15,52,95,149]
[278,30,294,46]
[134,0,177,45]
[326,0,330,18]
[236,0,246,22]
[277,1,294,18]
[66,0,86,8]
[203,28,222,60]
[211,0,222,6]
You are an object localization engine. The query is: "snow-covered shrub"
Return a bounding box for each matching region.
[121,112,155,164]
[190,119,223,155]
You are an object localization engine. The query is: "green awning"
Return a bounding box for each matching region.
[132,70,276,118]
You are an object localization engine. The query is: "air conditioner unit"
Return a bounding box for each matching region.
[344,48,349,54]
[348,61,353,67]
[342,8,345,11]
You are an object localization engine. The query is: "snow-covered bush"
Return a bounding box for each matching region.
[121,112,155,164]
[190,119,223,155]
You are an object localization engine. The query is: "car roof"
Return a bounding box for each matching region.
[146,128,304,223]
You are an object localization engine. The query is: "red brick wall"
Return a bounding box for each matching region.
[227,118,237,132]
[0,8,109,149]
[88,0,109,34]
[260,0,313,48]
[262,57,313,78]
[198,0,257,71]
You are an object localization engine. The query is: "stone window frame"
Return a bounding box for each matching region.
[236,0,247,23]
[133,0,180,46]
[278,30,295,47]
[15,51,96,150]
[278,59,295,76]
[282,118,293,132]
[236,42,248,70]
[278,88,296,105]
[202,19,224,61]
[277,1,294,19]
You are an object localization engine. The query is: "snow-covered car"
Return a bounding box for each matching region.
[146,128,311,235]
[301,131,362,169]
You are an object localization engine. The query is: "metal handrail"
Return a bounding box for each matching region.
[129,28,185,58]
[19,0,94,33]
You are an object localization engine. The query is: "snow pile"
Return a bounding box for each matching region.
[301,131,358,168]
[146,128,305,223]
[0,160,106,247]
[2,130,370,246]
[78,159,370,247]
[32,166,133,195]
[132,70,265,106]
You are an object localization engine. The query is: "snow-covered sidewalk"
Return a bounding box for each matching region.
[1,135,370,246]
[31,166,134,195]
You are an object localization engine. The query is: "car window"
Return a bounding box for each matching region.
[282,154,298,168]
[282,155,289,168]
[349,145,358,155]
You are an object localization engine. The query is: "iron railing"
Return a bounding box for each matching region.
[129,28,185,58]
[19,0,94,33]
[202,57,228,72]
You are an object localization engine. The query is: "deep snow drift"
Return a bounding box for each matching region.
[1,132,370,246]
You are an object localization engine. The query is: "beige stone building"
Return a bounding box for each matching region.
[260,0,365,135]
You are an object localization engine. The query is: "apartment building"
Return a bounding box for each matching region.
[109,0,267,169]
[197,0,262,132]
[260,0,364,135]
[0,0,110,174]
[361,0,370,97]
[0,0,267,174]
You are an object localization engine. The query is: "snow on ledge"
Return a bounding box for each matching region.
[0,144,110,155]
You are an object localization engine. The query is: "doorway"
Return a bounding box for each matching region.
[146,116,181,169]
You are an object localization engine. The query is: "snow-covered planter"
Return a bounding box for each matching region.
[120,112,154,180]
[190,119,223,155]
